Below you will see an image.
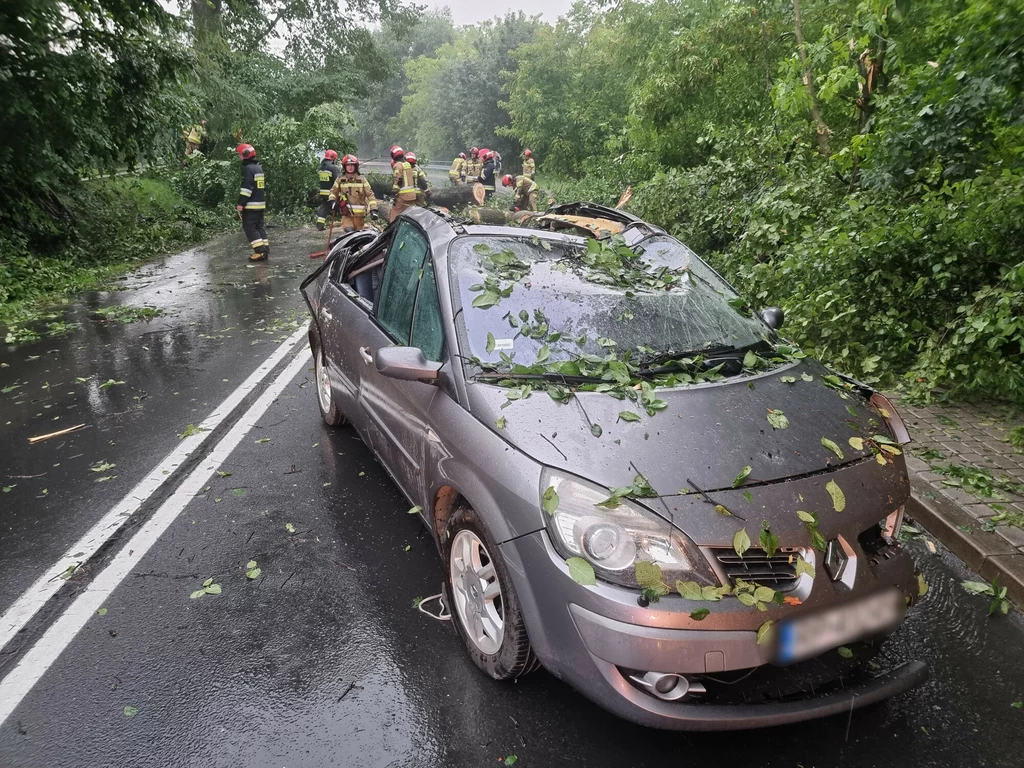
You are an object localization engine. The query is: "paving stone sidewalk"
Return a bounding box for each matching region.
[894,397,1024,606]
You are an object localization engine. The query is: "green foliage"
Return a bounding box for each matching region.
[244,104,357,214]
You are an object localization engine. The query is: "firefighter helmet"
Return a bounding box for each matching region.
[470,146,479,156]
[341,154,359,171]
[524,149,532,158]
[406,152,418,165]
[502,174,514,187]
[324,149,338,161]
[236,143,256,160]
[459,152,466,159]
[390,145,404,160]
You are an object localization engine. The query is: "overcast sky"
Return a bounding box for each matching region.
[426,0,574,26]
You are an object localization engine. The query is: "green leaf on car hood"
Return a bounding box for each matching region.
[825,480,846,512]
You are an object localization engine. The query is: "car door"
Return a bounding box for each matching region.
[317,234,393,430]
[358,221,446,500]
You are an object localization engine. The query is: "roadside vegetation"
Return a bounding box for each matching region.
[3,0,1023,406]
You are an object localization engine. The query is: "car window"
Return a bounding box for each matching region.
[411,260,444,362]
[375,222,428,343]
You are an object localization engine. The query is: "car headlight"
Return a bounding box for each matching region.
[542,469,719,589]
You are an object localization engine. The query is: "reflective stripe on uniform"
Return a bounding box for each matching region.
[239,188,252,197]
[319,190,330,196]
[244,202,266,209]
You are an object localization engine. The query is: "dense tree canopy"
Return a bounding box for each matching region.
[2,0,1023,401]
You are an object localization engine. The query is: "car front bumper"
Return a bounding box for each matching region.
[500,530,927,731]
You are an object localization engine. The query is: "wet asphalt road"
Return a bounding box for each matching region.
[2,225,1024,767]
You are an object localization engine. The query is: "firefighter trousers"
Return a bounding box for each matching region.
[316,197,332,230]
[241,210,269,257]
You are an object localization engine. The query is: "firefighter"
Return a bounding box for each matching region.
[522,149,535,180]
[503,173,538,212]
[406,152,429,206]
[182,120,207,156]
[466,147,481,180]
[235,144,268,261]
[328,154,378,232]
[449,153,466,185]
[478,150,497,199]
[315,149,341,230]
[389,146,419,221]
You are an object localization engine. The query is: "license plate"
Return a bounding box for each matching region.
[776,588,905,665]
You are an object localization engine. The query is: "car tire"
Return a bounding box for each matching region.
[443,504,538,680]
[314,348,346,427]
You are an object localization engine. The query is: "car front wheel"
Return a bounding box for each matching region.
[444,505,537,679]
[314,349,346,427]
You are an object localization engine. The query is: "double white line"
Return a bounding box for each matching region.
[0,326,311,726]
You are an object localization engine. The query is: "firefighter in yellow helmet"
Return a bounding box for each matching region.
[389,146,419,222]
[328,154,378,231]
[502,173,538,212]
[449,153,467,185]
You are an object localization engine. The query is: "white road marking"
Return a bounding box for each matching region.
[0,345,312,726]
[0,325,308,654]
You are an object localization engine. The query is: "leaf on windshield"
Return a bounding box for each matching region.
[535,344,550,364]
[733,528,750,558]
[542,486,559,515]
[472,291,500,309]
[779,375,796,383]
[732,465,752,488]
[801,372,813,382]
[485,333,495,354]
[825,480,846,512]
[821,437,844,459]
[590,423,602,438]
[473,243,491,254]
[596,337,616,348]
[618,410,641,423]
[566,557,596,586]
[766,409,789,429]
[494,416,506,429]
[714,504,733,517]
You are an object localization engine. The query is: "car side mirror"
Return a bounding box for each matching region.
[375,346,443,383]
[760,307,785,330]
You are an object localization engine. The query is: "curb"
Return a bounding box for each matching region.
[906,468,1024,610]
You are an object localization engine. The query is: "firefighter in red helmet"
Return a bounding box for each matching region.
[235,144,268,261]
[316,149,341,230]
[328,154,378,231]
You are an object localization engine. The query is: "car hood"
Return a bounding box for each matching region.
[467,359,893,496]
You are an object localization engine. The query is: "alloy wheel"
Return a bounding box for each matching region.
[315,354,332,414]
[449,529,505,655]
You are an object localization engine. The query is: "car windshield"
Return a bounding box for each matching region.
[448,234,767,371]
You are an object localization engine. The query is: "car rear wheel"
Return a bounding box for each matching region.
[314,349,346,427]
[444,505,537,680]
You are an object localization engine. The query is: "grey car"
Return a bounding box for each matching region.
[300,202,927,730]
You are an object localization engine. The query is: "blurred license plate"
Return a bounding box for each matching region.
[776,588,904,665]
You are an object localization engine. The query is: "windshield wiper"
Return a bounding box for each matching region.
[471,371,608,385]
[636,344,738,369]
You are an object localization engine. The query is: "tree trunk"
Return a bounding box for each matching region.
[792,0,830,157]
[425,185,481,210]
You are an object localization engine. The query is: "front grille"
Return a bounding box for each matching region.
[709,547,800,592]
